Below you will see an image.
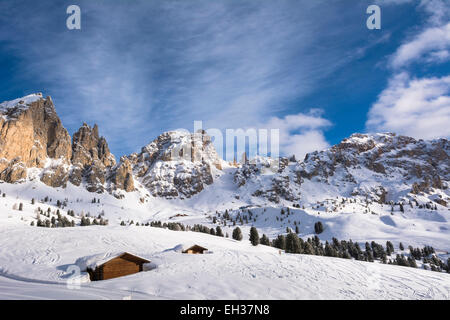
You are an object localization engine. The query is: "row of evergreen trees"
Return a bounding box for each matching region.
[34,214,75,228]
[121,220,228,238]
[247,226,448,273]
[116,216,449,273]
[32,208,108,227]
[268,233,448,273]
[80,216,108,226]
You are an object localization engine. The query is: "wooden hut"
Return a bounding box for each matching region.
[85,252,150,281]
[182,244,208,254]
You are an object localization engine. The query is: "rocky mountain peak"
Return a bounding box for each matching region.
[69,123,116,193]
[129,130,224,198]
[71,123,115,168]
[0,93,448,208]
[112,156,135,193]
[232,132,449,205]
[0,94,72,186]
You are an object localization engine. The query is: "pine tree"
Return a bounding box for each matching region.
[303,241,314,255]
[249,227,259,246]
[19,203,23,211]
[407,256,417,268]
[342,250,351,259]
[260,234,270,246]
[325,241,336,257]
[399,242,404,251]
[366,250,374,262]
[31,198,35,205]
[215,226,224,237]
[386,241,394,255]
[232,227,243,241]
[295,225,299,234]
[273,235,286,250]
[314,221,324,234]
[285,233,301,253]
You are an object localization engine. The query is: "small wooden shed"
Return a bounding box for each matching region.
[84,252,150,281]
[182,244,208,254]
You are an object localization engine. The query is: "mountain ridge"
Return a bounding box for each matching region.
[0,93,448,208]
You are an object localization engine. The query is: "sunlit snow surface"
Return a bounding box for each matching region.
[0,225,449,300]
[0,162,449,299]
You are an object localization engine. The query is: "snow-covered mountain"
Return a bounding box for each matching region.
[1,93,449,300]
[128,130,225,199]
[1,94,448,208]
[235,132,449,206]
[0,93,449,242]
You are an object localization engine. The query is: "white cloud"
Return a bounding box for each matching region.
[381,0,450,69]
[0,1,379,157]
[263,110,332,160]
[418,0,450,25]
[390,23,450,68]
[366,73,450,139]
[369,0,450,140]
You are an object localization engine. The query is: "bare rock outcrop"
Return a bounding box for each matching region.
[130,130,223,198]
[112,156,135,192]
[70,123,116,192]
[0,94,72,185]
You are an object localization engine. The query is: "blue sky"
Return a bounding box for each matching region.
[0,0,449,160]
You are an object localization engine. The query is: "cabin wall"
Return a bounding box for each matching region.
[102,257,140,280]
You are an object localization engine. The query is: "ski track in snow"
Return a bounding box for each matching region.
[0,225,449,300]
[0,175,449,299]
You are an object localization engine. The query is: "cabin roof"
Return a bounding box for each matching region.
[171,243,208,252]
[185,244,208,251]
[75,252,150,271]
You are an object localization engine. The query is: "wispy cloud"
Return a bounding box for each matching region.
[380,0,450,68]
[262,110,332,160]
[367,0,450,140]
[1,0,377,157]
[366,72,450,139]
[390,22,450,68]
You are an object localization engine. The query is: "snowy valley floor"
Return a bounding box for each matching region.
[0,225,449,300]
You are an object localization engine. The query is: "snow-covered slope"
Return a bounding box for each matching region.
[0,224,448,300]
[0,94,449,299]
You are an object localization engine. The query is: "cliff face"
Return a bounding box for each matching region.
[128,130,224,198]
[112,156,135,192]
[1,93,448,208]
[0,93,136,194]
[69,123,116,192]
[0,93,72,186]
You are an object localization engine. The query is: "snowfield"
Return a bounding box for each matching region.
[0,175,448,251]
[0,160,449,300]
[0,224,449,300]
